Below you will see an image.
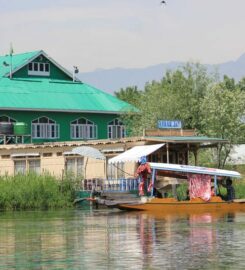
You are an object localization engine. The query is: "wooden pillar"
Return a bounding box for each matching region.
[194,151,197,166]
[104,159,106,179]
[84,157,88,179]
[166,143,169,163]
[151,169,156,197]
[217,143,220,168]
[194,145,199,166]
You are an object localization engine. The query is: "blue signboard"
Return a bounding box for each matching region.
[158,120,182,129]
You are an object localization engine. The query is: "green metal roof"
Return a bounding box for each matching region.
[0,77,137,113]
[0,51,41,77]
[146,136,228,143]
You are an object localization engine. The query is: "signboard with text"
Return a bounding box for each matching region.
[157,120,182,129]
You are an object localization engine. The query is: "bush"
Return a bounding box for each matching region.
[176,183,188,201]
[0,173,78,211]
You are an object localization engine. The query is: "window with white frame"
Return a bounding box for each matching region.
[108,119,126,139]
[29,160,41,174]
[0,115,16,123]
[28,62,50,76]
[32,117,59,139]
[14,159,40,175]
[65,157,84,177]
[14,160,26,174]
[70,118,97,139]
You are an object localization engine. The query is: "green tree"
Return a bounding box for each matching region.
[222,75,236,91]
[173,63,212,130]
[115,86,141,107]
[120,63,212,135]
[238,77,245,91]
[114,86,142,136]
[200,83,245,168]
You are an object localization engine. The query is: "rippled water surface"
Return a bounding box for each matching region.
[0,208,245,269]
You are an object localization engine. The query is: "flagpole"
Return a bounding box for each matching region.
[9,43,14,79]
[10,54,13,79]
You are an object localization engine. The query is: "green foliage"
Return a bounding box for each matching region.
[225,164,245,177]
[0,173,78,211]
[215,181,245,199]
[238,77,245,91]
[188,148,217,167]
[233,181,245,199]
[222,75,236,91]
[176,183,188,201]
[115,86,143,136]
[115,86,141,107]
[200,84,245,167]
[118,63,215,135]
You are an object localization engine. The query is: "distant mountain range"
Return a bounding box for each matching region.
[78,53,245,94]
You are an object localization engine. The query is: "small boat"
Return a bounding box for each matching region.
[116,196,245,212]
[95,162,245,213]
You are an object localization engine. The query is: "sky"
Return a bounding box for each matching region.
[0,0,245,72]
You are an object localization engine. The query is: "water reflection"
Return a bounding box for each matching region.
[0,209,244,269]
[134,211,244,270]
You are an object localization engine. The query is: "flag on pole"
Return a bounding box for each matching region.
[9,43,14,56]
[9,43,14,79]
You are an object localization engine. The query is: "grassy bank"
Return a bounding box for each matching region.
[0,173,78,211]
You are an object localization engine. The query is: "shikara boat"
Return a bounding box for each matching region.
[116,197,245,213]
[99,163,245,213]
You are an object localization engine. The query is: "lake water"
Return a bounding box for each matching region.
[0,208,245,269]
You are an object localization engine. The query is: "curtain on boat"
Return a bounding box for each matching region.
[188,174,211,201]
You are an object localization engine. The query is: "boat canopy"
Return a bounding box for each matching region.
[149,162,241,178]
[108,144,165,164]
